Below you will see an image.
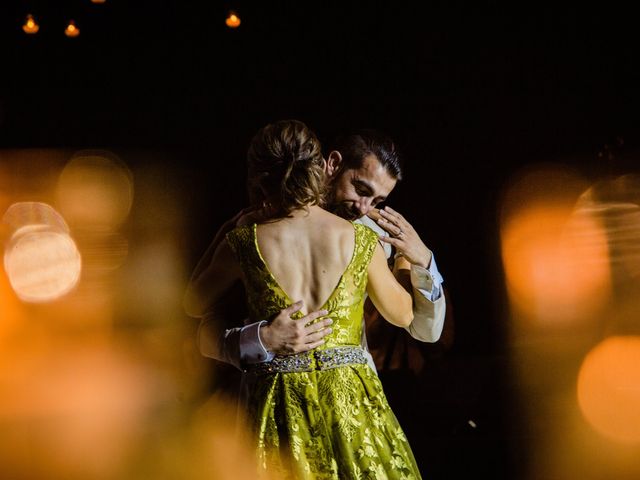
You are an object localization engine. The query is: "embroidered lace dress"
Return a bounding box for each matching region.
[226,222,422,480]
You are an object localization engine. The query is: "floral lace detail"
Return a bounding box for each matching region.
[226,222,422,479]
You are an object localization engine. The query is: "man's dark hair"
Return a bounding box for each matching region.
[331,129,403,181]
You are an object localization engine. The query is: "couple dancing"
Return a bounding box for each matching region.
[184,119,446,479]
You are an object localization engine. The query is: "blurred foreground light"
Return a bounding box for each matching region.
[576,174,640,283]
[0,343,166,479]
[139,396,277,480]
[577,336,640,444]
[91,0,107,3]
[226,11,241,28]
[64,20,80,38]
[3,202,81,303]
[500,165,611,326]
[22,14,39,34]
[501,205,610,324]
[56,151,133,229]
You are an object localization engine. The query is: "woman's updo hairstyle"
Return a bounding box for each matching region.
[247,119,326,216]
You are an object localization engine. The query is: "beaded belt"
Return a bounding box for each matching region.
[244,346,368,375]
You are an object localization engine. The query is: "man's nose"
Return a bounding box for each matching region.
[355,198,373,216]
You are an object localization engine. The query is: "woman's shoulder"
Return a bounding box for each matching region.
[353,220,380,240]
[314,208,378,242]
[225,222,254,252]
[314,210,356,239]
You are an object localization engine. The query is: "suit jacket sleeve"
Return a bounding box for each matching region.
[404,263,446,342]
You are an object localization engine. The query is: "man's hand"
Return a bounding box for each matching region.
[260,301,333,355]
[368,206,432,269]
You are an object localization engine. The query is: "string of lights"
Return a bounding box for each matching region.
[20,3,241,37]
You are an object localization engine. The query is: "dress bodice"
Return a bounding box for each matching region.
[226,222,379,348]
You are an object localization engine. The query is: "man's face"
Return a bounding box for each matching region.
[327,154,397,221]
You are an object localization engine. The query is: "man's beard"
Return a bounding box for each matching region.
[325,181,362,221]
[329,201,362,221]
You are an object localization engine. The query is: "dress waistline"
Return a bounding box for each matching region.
[244,346,368,375]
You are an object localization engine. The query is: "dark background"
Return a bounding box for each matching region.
[2,1,640,478]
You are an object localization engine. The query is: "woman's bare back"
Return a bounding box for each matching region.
[254,206,355,314]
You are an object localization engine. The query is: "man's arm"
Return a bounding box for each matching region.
[395,256,446,342]
[184,209,268,369]
[195,280,254,370]
[198,301,334,370]
[366,207,446,342]
[184,208,254,318]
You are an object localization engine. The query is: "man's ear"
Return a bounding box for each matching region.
[326,151,342,177]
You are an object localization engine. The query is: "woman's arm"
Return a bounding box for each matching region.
[366,243,414,328]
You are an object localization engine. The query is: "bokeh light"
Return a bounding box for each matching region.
[3,202,81,303]
[0,343,161,479]
[576,174,640,291]
[500,163,640,480]
[500,165,611,326]
[3,199,69,233]
[577,336,640,444]
[0,148,267,480]
[56,151,133,229]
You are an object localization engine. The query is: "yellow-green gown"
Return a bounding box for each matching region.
[226,222,422,480]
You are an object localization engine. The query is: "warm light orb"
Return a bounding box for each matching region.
[91,0,107,3]
[3,201,69,234]
[577,174,640,282]
[501,204,611,325]
[577,336,640,444]
[56,152,134,229]
[3,202,81,303]
[500,165,611,326]
[5,230,81,303]
[225,11,241,28]
[4,228,81,303]
[65,20,80,38]
[22,14,39,34]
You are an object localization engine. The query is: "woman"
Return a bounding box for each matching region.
[203,119,421,479]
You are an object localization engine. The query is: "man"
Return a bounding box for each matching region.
[184,128,445,381]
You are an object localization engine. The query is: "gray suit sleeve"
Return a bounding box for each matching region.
[197,316,274,370]
[404,262,446,342]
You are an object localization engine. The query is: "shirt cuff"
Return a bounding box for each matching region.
[410,257,443,301]
[239,320,275,364]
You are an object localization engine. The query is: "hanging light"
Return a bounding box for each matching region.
[91,0,107,3]
[225,11,241,28]
[65,20,80,38]
[22,14,39,34]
